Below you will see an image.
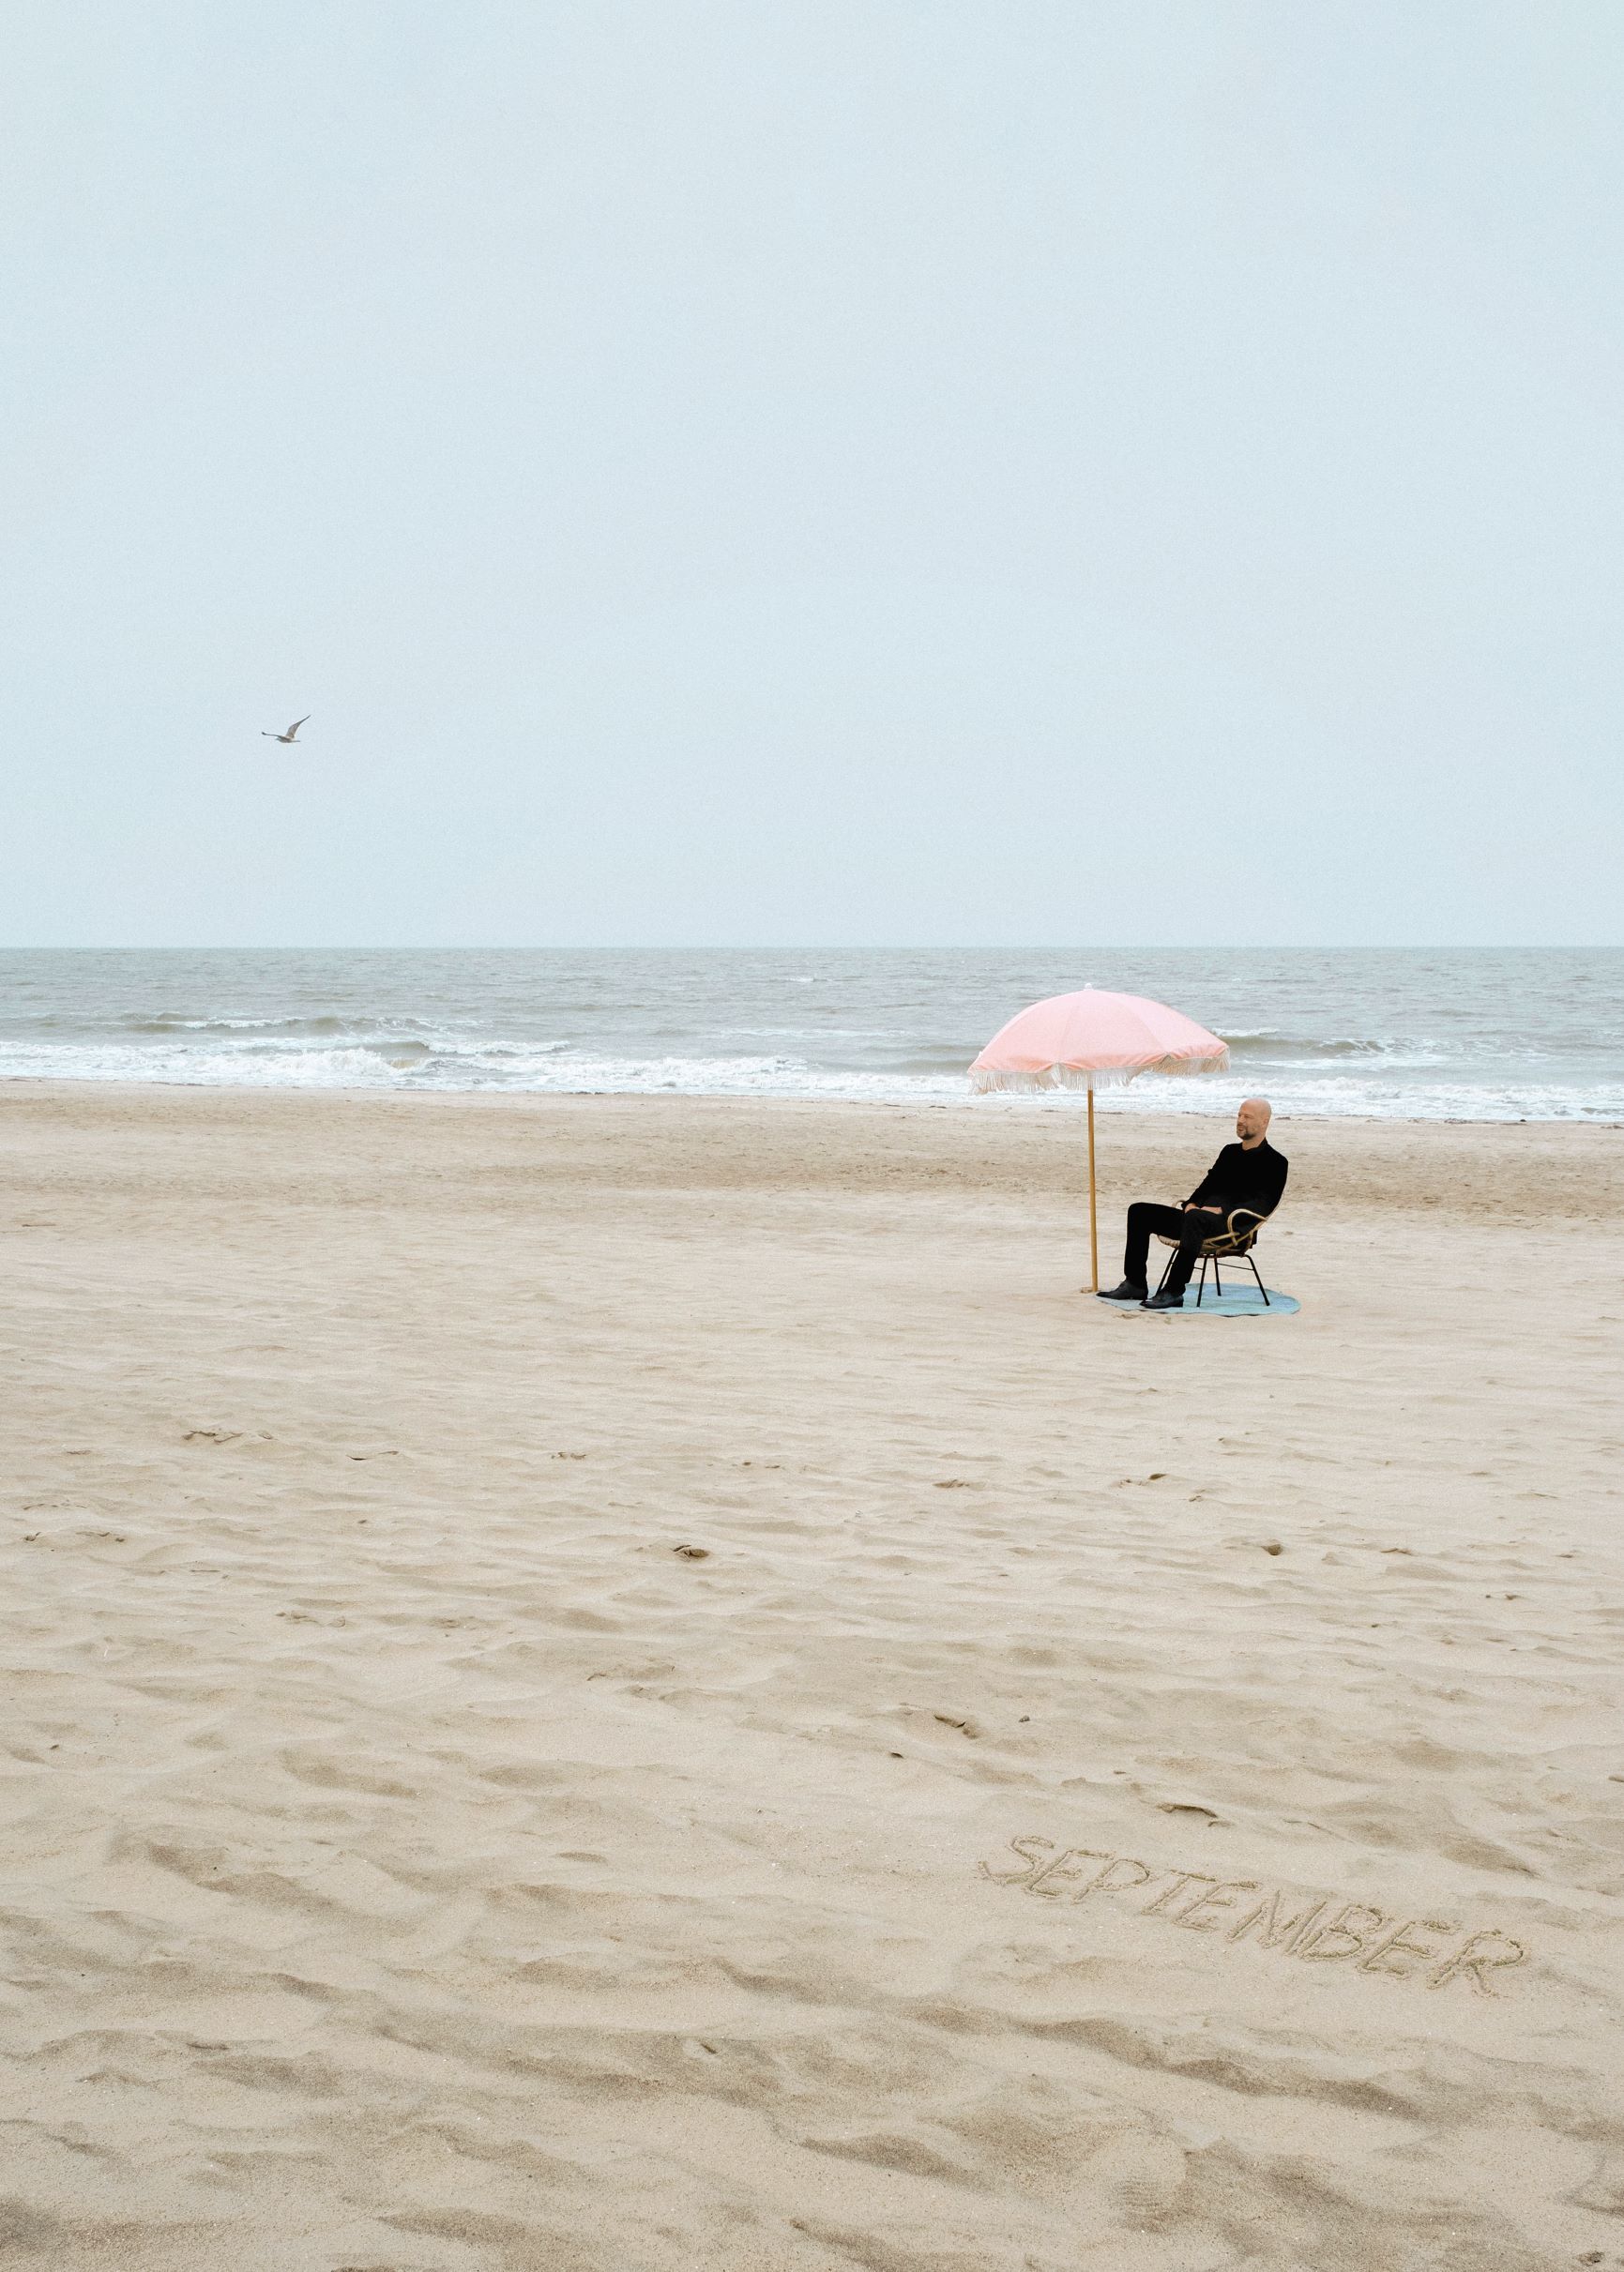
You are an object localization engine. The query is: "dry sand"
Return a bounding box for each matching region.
[1,1083,1621,2272]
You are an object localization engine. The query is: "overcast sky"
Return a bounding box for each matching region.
[3,2,1620,948]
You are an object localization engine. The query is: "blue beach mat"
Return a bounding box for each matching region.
[1116,1285,1300,1319]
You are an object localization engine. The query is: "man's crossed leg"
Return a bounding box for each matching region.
[1100,1204,1226,1309]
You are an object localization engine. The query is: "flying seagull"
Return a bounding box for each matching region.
[262,715,310,745]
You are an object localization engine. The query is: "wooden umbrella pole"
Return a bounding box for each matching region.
[1087,1087,1099,1292]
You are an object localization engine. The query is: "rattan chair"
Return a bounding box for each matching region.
[1153,1207,1275,1307]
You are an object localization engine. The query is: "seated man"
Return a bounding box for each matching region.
[1099,1097,1287,1310]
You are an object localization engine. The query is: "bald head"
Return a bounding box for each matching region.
[1236,1098,1272,1145]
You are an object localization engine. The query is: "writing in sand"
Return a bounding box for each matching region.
[981,1836,1528,1997]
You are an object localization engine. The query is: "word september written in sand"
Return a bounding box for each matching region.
[980,1837,1528,1998]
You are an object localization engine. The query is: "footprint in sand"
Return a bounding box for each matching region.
[674,1544,710,1560]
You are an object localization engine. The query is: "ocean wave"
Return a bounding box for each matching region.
[1221,1032,1433,1063]
[3,947,1621,1121]
[123,1013,359,1035]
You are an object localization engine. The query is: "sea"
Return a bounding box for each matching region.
[0,949,1620,1122]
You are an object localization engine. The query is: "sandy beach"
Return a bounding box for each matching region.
[2,1083,1620,2272]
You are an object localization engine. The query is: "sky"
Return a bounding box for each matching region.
[2,1,1621,949]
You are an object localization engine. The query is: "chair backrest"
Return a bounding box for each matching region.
[1207,1206,1274,1254]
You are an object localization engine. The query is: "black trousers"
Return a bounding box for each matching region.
[1124,1204,1226,1294]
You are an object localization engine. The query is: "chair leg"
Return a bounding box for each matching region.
[1155,1247,1177,1297]
[1210,1254,1222,1301]
[1247,1250,1269,1305]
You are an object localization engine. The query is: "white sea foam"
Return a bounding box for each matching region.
[1,1037,1620,1120]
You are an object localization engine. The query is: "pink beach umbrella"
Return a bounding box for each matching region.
[970,989,1229,1292]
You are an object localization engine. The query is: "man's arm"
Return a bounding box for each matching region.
[1259,1151,1288,1214]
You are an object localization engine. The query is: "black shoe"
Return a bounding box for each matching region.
[1096,1280,1148,1303]
[1144,1287,1185,1310]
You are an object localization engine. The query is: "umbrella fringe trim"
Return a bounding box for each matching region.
[969,1052,1230,1095]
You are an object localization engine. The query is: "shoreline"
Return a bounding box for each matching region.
[9,1071,1569,1126]
[5,1077,1621,1223]
[5,1073,1624,1131]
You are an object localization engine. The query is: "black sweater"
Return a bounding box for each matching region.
[1186,1139,1288,1220]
